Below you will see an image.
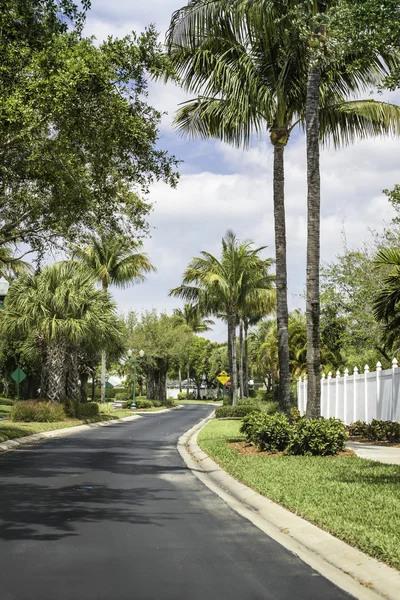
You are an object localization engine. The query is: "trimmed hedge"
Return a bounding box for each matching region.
[240,412,347,456]
[215,405,261,419]
[136,399,153,409]
[11,401,66,423]
[114,392,129,402]
[348,419,400,443]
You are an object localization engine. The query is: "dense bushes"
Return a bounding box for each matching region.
[136,399,153,409]
[240,412,347,456]
[287,418,347,456]
[215,405,261,419]
[348,419,400,443]
[0,397,14,406]
[240,413,291,452]
[114,392,129,402]
[11,401,66,422]
[77,403,100,419]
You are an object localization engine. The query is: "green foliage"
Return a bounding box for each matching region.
[0,397,14,406]
[10,401,66,422]
[365,420,400,443]
[136,399,153,409]
[165,398,177,408]
[114,392,129,402]
[286,418,347,457]
[290,407,302,423]
[122,400,132,409]
[177,392,187,400]
[215,405,261,419]
[240,413,291,452]
[348,421,369,437]
[77,402,99,419]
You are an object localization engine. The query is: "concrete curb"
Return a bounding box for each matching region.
[0,414,142,453]
[178,415,400,600]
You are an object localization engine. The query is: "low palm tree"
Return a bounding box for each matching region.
[71,232,156,402]
[170,230,274,404]
[373,249,400,350]
[0,263,122,402]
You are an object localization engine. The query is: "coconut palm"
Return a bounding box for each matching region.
[170,230,274,404]
[0,262,122,402]
[71,232,156,402]
[0,247,32,280]
[166,0,400,416]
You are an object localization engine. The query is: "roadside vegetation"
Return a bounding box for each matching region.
[198,419,400,570]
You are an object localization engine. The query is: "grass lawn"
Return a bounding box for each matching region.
[0,404,12,418]
[198,419,400,571]
[0,406,136,443]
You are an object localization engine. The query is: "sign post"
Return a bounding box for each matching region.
[216,371,230,402]
[11,368,27,400]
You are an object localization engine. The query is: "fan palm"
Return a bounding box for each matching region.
[0,262,122,402]
[166,0,400,417]
[170,230,274,404]
[71,232,156,402]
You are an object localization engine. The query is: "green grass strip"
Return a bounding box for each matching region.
[198,419,400,570]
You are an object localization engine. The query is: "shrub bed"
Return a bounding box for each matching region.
[10,401,66,423]
[136,399,153,409]
[0,397,14,406]
[240,412,347,456]
[348,419,400,443]
[114,392,129,402]
[215,405,261,419]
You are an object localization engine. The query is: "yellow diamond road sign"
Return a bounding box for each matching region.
[217,371,230,385]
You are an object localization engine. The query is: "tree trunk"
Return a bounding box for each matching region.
[146,368,155,400]
[244,321,249,398]
[91,373,95,402]
[239,321,244,400]
[179,367,182,393]
[227,319,233,404]
[186,361,190,398]
[272,142,291,416]
[229,314,238,405]
[80,373,89,403]
[66,348,79,401]
[155,359,167,405]
[100,349,106,404]
[45,338,67,402]
[305,65,322,419]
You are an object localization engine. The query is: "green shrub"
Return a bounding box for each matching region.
[123,400,133,409]
[177,392,187,400]
[114,392,129,402]
[136,399,153,409]
[11,401,66,422]
[152,399,163,407]
[365,419,400,443]
[241,413,291,452]
[347,420,368,437]
[287,418,347,456]
[215,405,261,419]
[290,407,302,423]
[77,403,100,419]
[165,398,176,408]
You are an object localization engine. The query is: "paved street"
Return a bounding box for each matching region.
[0,406,353,600]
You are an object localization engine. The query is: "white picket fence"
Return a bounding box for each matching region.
[297,360,400,424]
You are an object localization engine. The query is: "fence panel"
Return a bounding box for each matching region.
[379,372,392,421]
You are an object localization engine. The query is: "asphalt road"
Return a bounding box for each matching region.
[0,405,353,600]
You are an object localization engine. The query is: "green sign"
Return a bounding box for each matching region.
[105,381,114,389]
[11,368,27,384]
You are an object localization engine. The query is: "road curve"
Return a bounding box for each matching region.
[0,405,353,600]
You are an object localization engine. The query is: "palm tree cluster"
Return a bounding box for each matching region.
[166,0,400,416]
[170,230,275,405]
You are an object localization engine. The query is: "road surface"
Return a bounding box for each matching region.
[0,405,353,599]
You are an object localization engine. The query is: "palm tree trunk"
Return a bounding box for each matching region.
[179,367,182,393]
[239,321,244,400]
[273,142,291,416]
[66,348,80,401]
[101,281,108,403]
[46,338,67,402]
[244,321,249,398]
[305,65,322,419]
[230,314,238,405]
[80,373,89,403]
[227,319,233,403]
[186,361,190,398]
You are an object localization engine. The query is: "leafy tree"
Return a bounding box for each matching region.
[0,262,123,402]
[166,0,400,415]
[71,232,155,402]
[170,230,274,405]
[1,2,178,254]
[128,311,193,404]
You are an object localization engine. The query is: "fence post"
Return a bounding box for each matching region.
[353,366,358,423]
[344,368,349,424]
[321,373,326,417]
[327,372,332,418]
[392,358,398,422]
[298,377,302,413]
[364,365,370,423]
[335,370,340,419]
[376,362,382,421]
[303,376,307,415]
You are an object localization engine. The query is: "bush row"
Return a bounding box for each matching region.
[10,400,100,422]
[348,419,400,443]
[215,405,262,419]
[240,412,347,456]
[0,397,15,406]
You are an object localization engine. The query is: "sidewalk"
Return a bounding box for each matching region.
[347,441,400,465]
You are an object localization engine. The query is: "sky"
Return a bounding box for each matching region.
[80,1,400,342]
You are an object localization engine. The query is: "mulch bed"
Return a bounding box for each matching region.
[228,441,356,458]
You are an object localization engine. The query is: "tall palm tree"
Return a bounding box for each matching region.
[170,230,274,404]
[72,232,156,402]
[0,263,122,402]
[166,0,400,416]
[173,303,214,395]
[167,0,400,417]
